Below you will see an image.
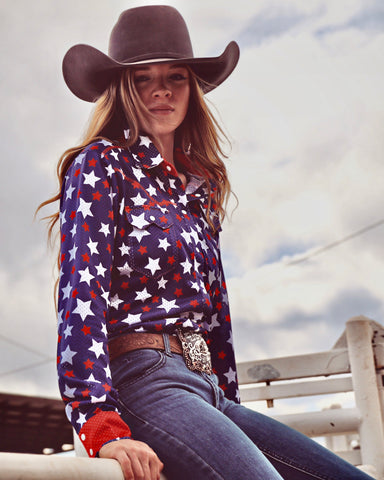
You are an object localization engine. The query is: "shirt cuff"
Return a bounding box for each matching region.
[78,410,132,457]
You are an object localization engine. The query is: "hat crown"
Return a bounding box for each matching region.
[108,5,194,64]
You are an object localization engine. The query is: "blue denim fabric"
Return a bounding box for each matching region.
[110,337,374,480]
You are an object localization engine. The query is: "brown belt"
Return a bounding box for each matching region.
[108,332,183,362]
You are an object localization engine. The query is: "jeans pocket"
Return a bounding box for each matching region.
[111,348,166,390]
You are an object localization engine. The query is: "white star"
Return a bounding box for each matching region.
[57,309,64,328]
[61,345,77,364]
[76,412,87,427]
[119,243,130,256]
[70,223,77,237]
[135,288,151,302]
[132,166,146,182]
[63,325,73,338]
[65,184,75,200]
[73,298,94,321]
[208,270,216,286]
[89,339,105,358]
[95,262,107,277]
[122,313,142,325]
[91,394,107,404]
[158,237,171,251]
[145,257,161,275]
[129,227,150,242]
[87,239,99,255]
[190,280,200,292]
[106,164,115,177]
[158,277,168,289]
[130,212,149,229]
[61,281,72,299]
[109,150,119,161]
[59,209,66,226]
[156,178,165,190]
[83,171,100,188]
[190,229,200,244]
[132,193,147,206]
[210,313,221,329]
[78,198,93,218]
[78,267,94,286]
[139,136,152,148]
[159,298,177,313]
[117,262,133,277]
[224,367,237,384]
[178,194,188,206]
[74,152,86,165]
[99,223,110,237]
[63,385,76,398]
[146,184,157,197]
[181,230,192,244]
[151,153,163,166]
[86,373,99,383]
[180,259,192,274]
[110,294,123,309]
[68,245,78,261]
[104,365,112,379]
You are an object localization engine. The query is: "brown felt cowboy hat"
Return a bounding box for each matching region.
[62,5,240,102]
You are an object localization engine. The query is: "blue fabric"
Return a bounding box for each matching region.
[111,339,374,480]
[57,134,238,453]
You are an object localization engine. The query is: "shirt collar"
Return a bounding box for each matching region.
[124,129,206,199]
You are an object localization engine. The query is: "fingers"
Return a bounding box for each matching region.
[99,438,163,480]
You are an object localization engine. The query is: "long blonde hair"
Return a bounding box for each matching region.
[38,67,232,256]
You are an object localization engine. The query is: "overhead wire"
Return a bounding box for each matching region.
[1,218,383,379]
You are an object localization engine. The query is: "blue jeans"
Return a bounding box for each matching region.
[110,336,374,480]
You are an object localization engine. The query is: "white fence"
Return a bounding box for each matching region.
[0,315,383,479]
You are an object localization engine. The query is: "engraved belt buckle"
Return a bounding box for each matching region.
[176,329,212,375]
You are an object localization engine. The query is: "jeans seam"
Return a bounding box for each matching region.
[262,450,331,480]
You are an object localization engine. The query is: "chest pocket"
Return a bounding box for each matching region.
[125,206,179,278]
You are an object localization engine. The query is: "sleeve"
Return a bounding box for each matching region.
[57,142,131,457]
[206,241,240,404]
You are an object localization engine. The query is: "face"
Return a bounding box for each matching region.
[132,63,190,142]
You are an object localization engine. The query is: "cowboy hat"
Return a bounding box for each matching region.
[62,5,240,102]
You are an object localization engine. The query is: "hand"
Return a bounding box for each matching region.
[99,438,164,480]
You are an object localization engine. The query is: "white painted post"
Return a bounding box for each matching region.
[346,316,384,479]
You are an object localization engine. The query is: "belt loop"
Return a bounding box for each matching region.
[162,333,173,357]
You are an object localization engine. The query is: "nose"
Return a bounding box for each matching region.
[152,77,171,98]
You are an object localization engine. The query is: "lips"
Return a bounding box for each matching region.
[149,104,174,113]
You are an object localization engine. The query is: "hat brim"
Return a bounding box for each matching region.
[62,41,240,102]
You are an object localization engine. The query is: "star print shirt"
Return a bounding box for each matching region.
[57,134,239,457]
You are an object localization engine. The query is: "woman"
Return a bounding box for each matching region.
[42,6,374,480]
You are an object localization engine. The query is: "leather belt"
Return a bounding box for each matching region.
[108,332,183,362]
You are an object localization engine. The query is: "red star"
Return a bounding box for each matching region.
[81,325,91,335]
[84,358,94,369]
[218,351,226,360]
[92,191,102,201]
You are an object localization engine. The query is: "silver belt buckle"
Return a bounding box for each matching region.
[176,329,212,375]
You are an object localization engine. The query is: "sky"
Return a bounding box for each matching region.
[1,0,384,420]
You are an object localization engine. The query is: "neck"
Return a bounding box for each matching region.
[154,133,175,166]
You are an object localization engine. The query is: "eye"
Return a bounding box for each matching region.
[170,72,188,81]
[134,74,150,84]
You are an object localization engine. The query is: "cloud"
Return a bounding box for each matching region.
[1,0,383,406]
